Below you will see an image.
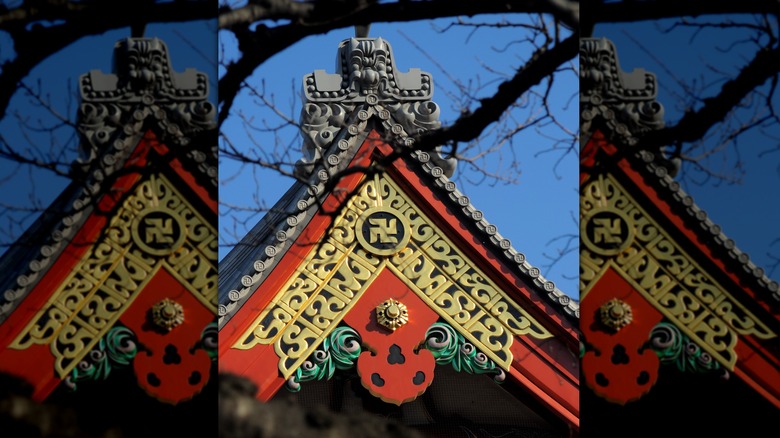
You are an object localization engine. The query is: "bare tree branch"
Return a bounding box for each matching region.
[0,0,214,120]
[414,32,577,151]
[588,0,780,27]
[637,42,780,150]
[218,0,580,126]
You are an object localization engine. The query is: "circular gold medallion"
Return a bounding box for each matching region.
[599,298,633,332]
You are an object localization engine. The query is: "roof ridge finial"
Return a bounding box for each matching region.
[131,21,146,39]
[295,35,458,179]
[580,37,664,144]
[355,24,370,38]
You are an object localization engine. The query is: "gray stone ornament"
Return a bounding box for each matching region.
[304,37,433,104]
[296,36,455,178]
[580,37,665,144]
[78,38,216,164]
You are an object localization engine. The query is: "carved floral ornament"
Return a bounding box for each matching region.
[599,298,632,332]
[233,173,552,398]
[376,299,408,331]
[152,298,185,331]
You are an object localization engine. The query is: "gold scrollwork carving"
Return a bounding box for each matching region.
[622,251,675,297]
[433,287,478,325]
[492,299,552,339]
[426,238,468,276]
[581,173,776,370]
[173,248,218,307]
[233,306,293,349]
[10,174,217,378]
[646,237,692,278]
[326,253,375,299]
[78,289,123,330]
[281,275,319,313]
[459,269,502,307]
[331,206,360,246]
[465,312,512,365]
[275,322,322,378]
[302,289,349,331]
[399,251,451,298]
[234,174,553,378]
[304,242,344,280]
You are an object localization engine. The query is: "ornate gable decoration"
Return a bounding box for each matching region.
[1,38,217,323]
[232,172,552,404]
[219,36,578,327]
[9,173,218,394]
[581,173,775,370]
[579,38,779,407]
[219,35,581,409]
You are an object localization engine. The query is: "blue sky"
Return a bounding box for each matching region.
[594,16,780,283]
[0,20,217,255]
[218,17,580,299]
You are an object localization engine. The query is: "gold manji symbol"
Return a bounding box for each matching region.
[356,206,411,256]
[144,217,175,244]
[592,217,623,244]
[368,217,399,244]
[132,208,186,256]
[581,209,633,256]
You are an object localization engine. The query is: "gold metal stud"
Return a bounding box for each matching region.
[151,298,184,331]
[376,299,408,331]
[599,298,633,332]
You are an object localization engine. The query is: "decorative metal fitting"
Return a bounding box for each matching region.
[151,298,184,331]
[376,299,408,331]
[599,298,633,332]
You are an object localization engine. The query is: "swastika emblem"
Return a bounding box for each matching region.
[356,207,410,256]
[581,209,633,256]
[592,217,623,245]
[144,217,175,244]
[132,209,186,256]
[368,217,399,244]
